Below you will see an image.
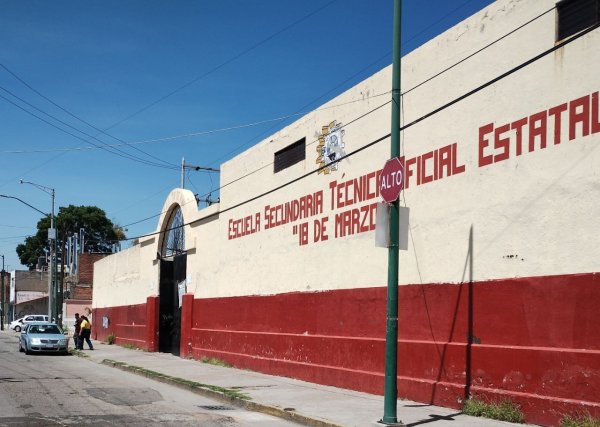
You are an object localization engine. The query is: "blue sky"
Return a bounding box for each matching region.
[0,0,493,271]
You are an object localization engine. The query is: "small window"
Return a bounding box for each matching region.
[274,138,306,173]
[556,0,599,41]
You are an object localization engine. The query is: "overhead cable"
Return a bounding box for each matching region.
[124,20,598,242]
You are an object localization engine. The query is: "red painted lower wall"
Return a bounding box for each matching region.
[93,296,158,351]
[98,273,600,426]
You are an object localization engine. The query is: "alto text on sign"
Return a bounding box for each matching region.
[380,157,404,203]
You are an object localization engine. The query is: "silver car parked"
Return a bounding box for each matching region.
[19,322,69,355]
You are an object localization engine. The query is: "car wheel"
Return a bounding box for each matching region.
[14,325,21,332]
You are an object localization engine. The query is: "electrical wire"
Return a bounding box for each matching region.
[0,93,390,154]
[124,20,598,243]
[0,90,178,170]
[202,0,489,167]
[116,5,558,231]
[120,98,391,229]
[92,0,339,135]
[192,4,563,202]
[0,0,484,157]
[402,6,555,96]
[0,63,177,169]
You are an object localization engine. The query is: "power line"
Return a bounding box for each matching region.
[191,4,562,202]
[402,6,555,96]
[0,89,178,170]
[0,93,390,154]
[123,20,598,243]
[117,3,567,231]
[92,0,339,135]
[202,0,490,168]
[120,98,391,229]
[0,1,488,159]
[0,63,177,169]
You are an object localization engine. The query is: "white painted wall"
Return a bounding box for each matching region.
[93,235,158,307]
[94,0,600,306]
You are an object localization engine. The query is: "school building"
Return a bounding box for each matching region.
[93,1,600,425]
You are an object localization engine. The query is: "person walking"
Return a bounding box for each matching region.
[79,315,94,350]
[73,313,82,350]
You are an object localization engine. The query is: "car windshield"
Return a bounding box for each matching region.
[29,325,61,334]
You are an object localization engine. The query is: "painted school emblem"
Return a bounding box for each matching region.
[316,121,345,174]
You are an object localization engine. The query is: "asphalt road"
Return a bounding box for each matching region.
[0,330,300,426]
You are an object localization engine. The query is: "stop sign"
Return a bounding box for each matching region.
[380,157,404,203]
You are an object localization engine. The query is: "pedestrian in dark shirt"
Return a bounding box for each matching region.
[73,313,82,350]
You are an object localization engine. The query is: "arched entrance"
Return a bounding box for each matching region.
[158,206,186,355]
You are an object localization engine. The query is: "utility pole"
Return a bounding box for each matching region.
[20,180,59,325]
[1,254,5,331]
[382,0,403,425]
[180,157,220,189]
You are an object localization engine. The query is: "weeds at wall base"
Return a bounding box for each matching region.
[201,356,232,368]
[561,413,600,427]
[106,333,115,345]
[462,397,524,423]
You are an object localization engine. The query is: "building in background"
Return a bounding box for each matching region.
[10,270,48,320]
[92,1,600,425]
[62,252,107,332]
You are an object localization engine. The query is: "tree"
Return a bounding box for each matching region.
[16,205,125,269]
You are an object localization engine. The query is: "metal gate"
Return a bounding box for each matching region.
[158,254,186,355]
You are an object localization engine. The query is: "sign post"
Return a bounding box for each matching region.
[382,0,403,424]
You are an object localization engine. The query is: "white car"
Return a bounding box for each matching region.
[10,315,50,332]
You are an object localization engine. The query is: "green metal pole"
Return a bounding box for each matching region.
[383,0,402,424]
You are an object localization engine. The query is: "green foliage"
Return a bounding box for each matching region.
[463,398,524,423]
[561,414,600,427]
[107,333,116,345]
[16,204,126,269]
[201,357,232,368]
[121,343,139,350]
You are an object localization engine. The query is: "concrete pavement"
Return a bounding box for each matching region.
[1,328,528,426]
[69,337,529,427]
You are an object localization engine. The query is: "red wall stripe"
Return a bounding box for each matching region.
[95,272,600,426]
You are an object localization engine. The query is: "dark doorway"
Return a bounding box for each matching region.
[158,254,186,355]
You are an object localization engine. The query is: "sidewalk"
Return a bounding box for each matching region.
[70,338,527,427]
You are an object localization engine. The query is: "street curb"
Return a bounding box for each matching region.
[101,359,342,427]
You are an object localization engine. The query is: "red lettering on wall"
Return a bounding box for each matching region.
[329,171,381,210]
[265,190,323,230]
[511,117,528,156]
[478,123,494,167]
[421,151,434,184]
[478,90,599,168]
[569,95,590,141]
[228,212,261,240]
[438,145,452,179]
[494,124,511,163]
[334,203,377,238]
[404,156,416,189]
[451,143,466,174]
[548,103,567,145]
[402,143,465,188]
[592,92,600,134]
[529,111,547,152]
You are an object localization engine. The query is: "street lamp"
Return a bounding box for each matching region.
[19,180,59,325]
